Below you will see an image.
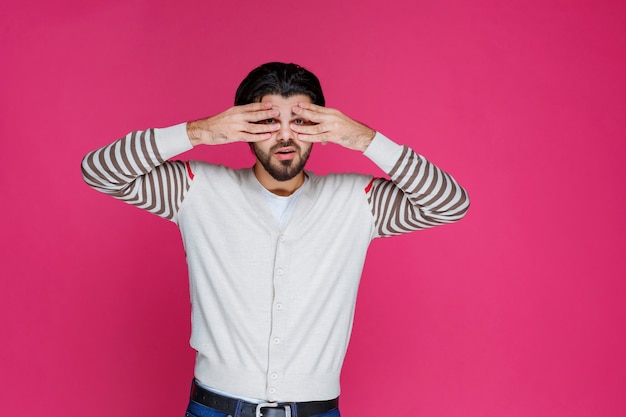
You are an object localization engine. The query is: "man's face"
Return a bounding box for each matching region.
[251,94,315,182]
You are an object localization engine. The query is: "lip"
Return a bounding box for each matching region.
[274,147,296,160]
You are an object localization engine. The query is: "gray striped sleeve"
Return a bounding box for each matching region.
[367,143,470,237]
[81,128,192,221]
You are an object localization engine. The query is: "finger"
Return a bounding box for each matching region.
[245,121,280,134]
[240,132,273,142]
[295,101,325,112]
[290,122,325,135]
[238,101,273,112]
[245,108,279,123]
[296,132,331,143]
[291,105,324,123]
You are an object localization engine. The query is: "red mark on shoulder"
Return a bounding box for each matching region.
[185,161,195,180]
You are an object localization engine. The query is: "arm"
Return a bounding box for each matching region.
[363,133,469,236]
[290,102,470,236]
[80,124,193,220]
[81,103,281,220]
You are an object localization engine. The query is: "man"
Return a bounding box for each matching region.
[82,62,469,417]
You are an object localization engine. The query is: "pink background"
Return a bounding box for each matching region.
[2,0,625,416]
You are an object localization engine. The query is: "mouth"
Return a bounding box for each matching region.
[273,142,298,161]
[274,148,296,160]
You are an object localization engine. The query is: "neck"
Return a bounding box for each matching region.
[253,163,305,196]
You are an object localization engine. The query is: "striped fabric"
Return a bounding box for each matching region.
[82,128,469,234]
[368,146,469,236]
[82,129,190,220]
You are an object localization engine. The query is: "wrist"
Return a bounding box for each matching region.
[186,121,205,147]
[358,128,376,152]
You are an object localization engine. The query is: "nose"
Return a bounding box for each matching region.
[277,122,295,142]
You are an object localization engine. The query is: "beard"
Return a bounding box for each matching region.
[252,140,313,181]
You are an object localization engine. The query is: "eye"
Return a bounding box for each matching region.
[264,118,276,124]
[292,118,316,126]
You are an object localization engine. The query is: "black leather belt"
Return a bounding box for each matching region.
[190,380,338,417]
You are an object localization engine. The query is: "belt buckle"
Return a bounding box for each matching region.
[256,402,291,417]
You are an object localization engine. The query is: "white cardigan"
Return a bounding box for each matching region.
[82,123,470,401]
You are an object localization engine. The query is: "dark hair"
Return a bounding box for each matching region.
[234,62,325,106]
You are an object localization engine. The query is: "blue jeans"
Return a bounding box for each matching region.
[185,399,341,417]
